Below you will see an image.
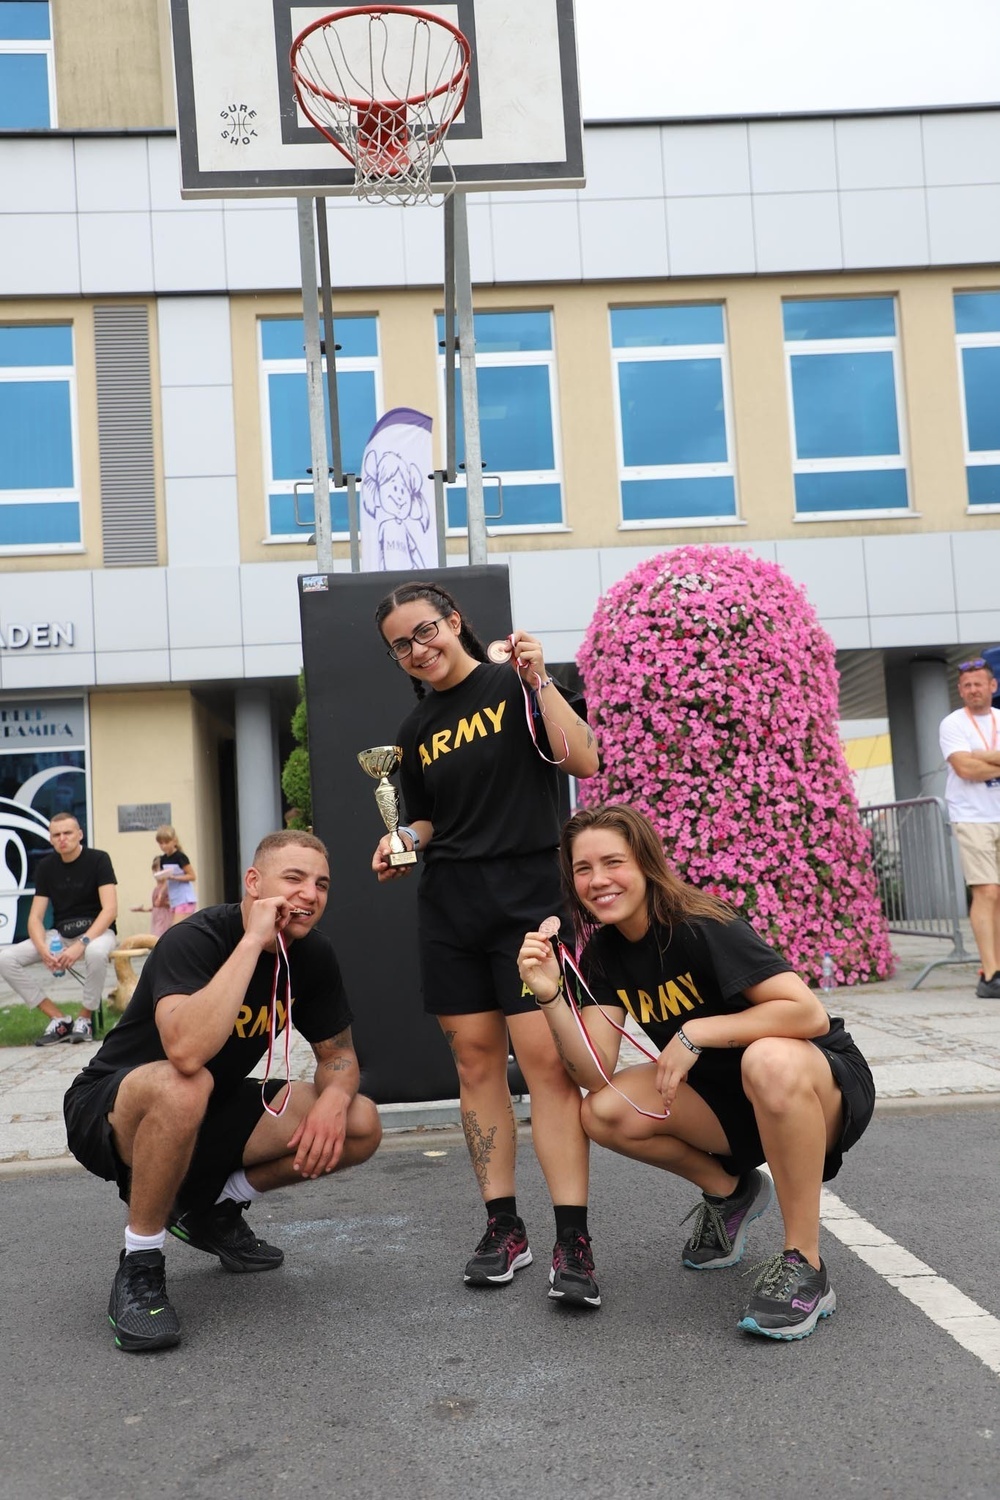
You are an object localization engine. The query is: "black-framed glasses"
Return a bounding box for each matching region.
[386,616,449,662]
[958,657,989,673]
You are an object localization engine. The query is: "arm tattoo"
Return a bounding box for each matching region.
[461,1109,499,1191]
[551,1028,577,1076]
[313,1027,356,1074]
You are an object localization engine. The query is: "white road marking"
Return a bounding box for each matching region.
[822,1188,1000,1375]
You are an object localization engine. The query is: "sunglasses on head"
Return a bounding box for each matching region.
[958,657,989,672]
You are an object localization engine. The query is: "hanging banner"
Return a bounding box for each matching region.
[360,408,436,572]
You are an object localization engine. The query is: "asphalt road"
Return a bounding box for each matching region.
[3,1109,1000,1500]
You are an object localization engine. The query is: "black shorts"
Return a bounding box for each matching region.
[63,1069,285,1211]
[688,1032,875,1183]
[418,852,564,1018]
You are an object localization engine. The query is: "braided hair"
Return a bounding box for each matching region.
[374,580,489,699]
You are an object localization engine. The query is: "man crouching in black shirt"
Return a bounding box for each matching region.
[64,831,382,1353]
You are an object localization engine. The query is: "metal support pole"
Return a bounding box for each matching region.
[432,471,448,567]
[296,199,334,572]
[345,473,361,572]
[443,195,458,483]
[315,197,344,488]
[451,191,487,566]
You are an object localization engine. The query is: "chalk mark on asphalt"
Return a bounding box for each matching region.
[822,1187,1000,1376]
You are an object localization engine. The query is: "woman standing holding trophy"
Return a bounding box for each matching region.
[371,579,602,1307]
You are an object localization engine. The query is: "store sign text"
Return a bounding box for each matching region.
[0,623,75,651]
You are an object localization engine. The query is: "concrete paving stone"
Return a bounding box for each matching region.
[876,1060,1000,1093]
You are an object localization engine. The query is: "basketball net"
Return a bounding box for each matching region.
[291,7,472,207]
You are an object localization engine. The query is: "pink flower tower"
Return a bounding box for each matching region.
[578,545,894,986]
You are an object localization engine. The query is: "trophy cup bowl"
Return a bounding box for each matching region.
[357,745,418,868]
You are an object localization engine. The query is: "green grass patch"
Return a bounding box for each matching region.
[0,998,118,1047]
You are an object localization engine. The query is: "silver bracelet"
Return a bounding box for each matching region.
[536,677,555,690]
[676,1026,703,1055]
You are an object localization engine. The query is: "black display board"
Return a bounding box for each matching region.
[299,565,514,1102]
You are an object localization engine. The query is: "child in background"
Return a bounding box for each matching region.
[152,825,198,925]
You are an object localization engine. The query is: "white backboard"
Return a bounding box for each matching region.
[170,0,585,197]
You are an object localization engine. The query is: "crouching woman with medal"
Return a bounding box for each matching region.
[516,803,875,1341]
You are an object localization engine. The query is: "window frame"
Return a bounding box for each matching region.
[954,291,1000,514]
[257,315,383,544]
[0,323,82,556]
[609,303,740,530]
[0,3,57,129]
[782,297,911,521]
[435,309,567,536]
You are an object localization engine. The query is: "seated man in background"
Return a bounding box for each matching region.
[64,830,382,1354]
[0,812,117,1045]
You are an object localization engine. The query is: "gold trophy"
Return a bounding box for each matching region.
[357,746,418,868]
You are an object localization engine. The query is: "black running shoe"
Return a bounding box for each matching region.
[976,973,1000,999]
[681,1168,773,1270]
[107,1250,181,1353]
[548,1229,602,1308]
[463,1214,532,1285]
[34,1016,72,1046]
[739,1249,837,1340]
[168,1199,284,1273]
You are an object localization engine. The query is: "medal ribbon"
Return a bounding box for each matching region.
[261,931,293,1117]
[554,940,671,1121]
[498,634,570,766]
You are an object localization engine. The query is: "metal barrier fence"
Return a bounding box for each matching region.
[859,796,975,989]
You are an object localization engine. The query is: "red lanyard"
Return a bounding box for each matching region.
[261,932,293,1117]
[555,941,671,1121]
[965,707,998,752]
[493,635,569,766]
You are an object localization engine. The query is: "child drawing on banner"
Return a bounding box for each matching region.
[362,448,431,571]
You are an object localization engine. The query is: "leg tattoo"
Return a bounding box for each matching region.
[462,1109,499,1193]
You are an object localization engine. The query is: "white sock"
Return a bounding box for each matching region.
[215,1169,262,1205]
[124,1226,166,1255]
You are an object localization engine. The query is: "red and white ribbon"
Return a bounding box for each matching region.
[496,633,569,766]
[555,940,671,1121]
[261,931,293,1117]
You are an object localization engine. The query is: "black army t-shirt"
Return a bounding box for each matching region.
[397,661,586,862]
[578,916,853,1077]
[76,903,352,1101]
[34,847,117,933]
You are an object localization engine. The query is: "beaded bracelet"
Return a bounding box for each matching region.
[676,1026,703,1055]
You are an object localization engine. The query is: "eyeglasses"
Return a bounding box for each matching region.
[386,616,449,662]
[958,658,989,673]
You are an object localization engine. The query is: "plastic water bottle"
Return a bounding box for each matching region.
[49,933,64,978]
[820,953,835,994]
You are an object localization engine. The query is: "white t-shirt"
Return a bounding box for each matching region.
[939,707,1000,823]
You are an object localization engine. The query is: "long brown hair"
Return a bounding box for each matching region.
[374,579,488,698]
[559,804,734,948]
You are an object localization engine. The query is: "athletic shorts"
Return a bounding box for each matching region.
[417,852,564,1018]
[952,822,1000,887]
[63,1069,284,1211]
[687,1032,875,1183]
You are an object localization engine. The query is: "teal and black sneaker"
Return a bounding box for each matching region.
[108,1249,181,1353]
[168,1200,284,1274]
[739,1250,837,1340]
[681,1167,773,1270]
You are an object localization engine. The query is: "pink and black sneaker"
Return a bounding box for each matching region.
[549,1229,601,1308]
[463,1214,532,1286]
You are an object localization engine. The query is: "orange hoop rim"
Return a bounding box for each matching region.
[290,5,472,117]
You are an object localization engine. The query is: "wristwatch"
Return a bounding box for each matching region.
[80,936,91,948]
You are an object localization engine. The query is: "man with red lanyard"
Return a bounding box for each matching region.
[940,657,1000,997]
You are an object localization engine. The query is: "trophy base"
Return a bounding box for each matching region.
[388,849,418,868]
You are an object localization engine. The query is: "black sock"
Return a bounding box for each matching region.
[554,1205,589,1239]
[485,1196,518,1221]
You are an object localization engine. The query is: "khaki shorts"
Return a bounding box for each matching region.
[953,822,1000,886]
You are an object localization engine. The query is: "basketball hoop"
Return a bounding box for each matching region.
[290,6,472,206]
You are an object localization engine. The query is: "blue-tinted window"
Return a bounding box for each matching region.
[438,309,562,531]
[0,323,78,552]
[967,466,1000,506]
[260,315,378,361]
[611,303,736,526]
[790,353,900,459]
[437,311,551,354]
[260,316,381,539]
[618,359,727,467]
[611,305,724,348]
[962,347,1000,452]
[955,292,1000,336]
[784,297,907,516]
[0,52,49,127]
[0,323,72,365]
[0,3,50,39]
[783,298,896,341]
